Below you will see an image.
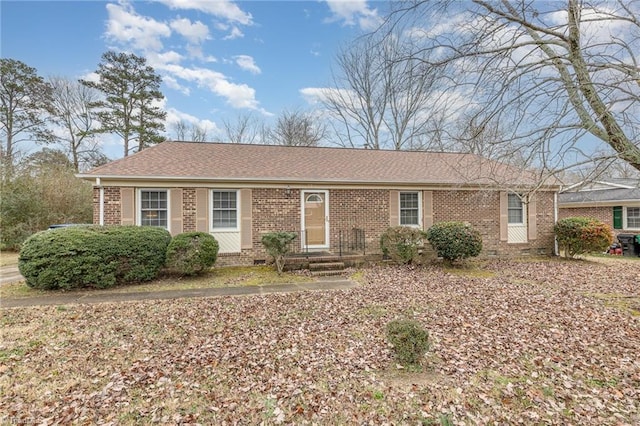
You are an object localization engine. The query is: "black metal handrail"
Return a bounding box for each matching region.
[284,228,366,257]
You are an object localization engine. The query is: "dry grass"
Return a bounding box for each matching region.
[0,251,19,267]
[1,258,638,424]
[0,265,313,299]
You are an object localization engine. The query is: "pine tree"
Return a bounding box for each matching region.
[81,51,166,157]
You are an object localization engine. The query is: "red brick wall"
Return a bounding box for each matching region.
[559,206,612,225]
[93,185,558,262]
[251,188,301,258]
[93,186,122,225]
[559,205,636,236]
[329,189,389,254]
[432,190,556,256]
[183,188,196,232]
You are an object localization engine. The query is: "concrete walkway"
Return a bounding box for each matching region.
[0,265,22,285]
[0,275,357,308]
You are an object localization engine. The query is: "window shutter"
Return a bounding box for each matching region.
[527,194,537,240]
[121,188,135,225]
[422,190,433,230]
[170,188,183,235]
[196,188,208,232]
[499,191,508,241]
[613,206,623,229]
[389,190,399,227]
[240,189,253,249]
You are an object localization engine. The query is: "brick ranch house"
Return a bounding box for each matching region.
[78,141,560,265]
[559,179,640,236]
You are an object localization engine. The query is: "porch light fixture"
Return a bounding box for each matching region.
[285,186,291,197]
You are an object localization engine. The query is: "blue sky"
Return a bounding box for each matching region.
[2,0,385,156]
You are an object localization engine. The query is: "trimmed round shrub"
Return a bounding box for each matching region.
[18,225,171,290]
[386,319,430,366]
[165,232,219,276]
[554,216,613,258]
[426,221,483,262]
[261,231,297,275]
[380,226,428,264]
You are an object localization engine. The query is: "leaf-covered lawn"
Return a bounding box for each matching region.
[1,259,639,425]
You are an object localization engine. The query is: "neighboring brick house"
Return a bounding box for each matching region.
[559,179,640,236]
[78,141,560,265]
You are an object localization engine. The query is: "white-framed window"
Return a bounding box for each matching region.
[139,189,168,228]
[507,194,524,224]
[626,207,640,229]
[400,192,421,226]
[212,190,238,230]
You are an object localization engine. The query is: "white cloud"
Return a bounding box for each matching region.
[165,107,220,134]
[105,2,171,51]
[156,0,253,25]
[170,17,210,44]
[223,26,244,40]
[324,0,381,31]
[147,50,184,67]
[159,63,261,110]
[163,75,190,95]
[234,55,261,74]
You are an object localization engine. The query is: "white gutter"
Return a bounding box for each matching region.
[97,177,104,226]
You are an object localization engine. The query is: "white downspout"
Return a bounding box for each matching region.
[553,191,559,256]
[97,177,104,226]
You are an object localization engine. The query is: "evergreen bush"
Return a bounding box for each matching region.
[386,319,430,367]
[261,231,297,274]
[18,226,171,290]
[426,221,483,262]
[555,217,613,258]
[165,232,219,276]
[380,226,428,264]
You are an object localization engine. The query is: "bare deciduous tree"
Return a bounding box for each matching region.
[172,119,209,142]
[268,109,327,147]
[319,32,441,150]
[382,0,640,172]
[220,113,266,144]
[49,76,105,171]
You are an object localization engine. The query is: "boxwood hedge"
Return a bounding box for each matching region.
[18,226,171,290]
[165,232,219,276]
[426,221,483,262]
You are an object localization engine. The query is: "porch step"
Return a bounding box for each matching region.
[309,262,345,271]
[309,261,345,277]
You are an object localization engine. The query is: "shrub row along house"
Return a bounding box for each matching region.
[79,142,560,265]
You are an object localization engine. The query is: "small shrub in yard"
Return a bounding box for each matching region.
[380,226,428,264]
[555,217,613,258]
[426,221,483,263]
[165,232,219,276]
[386,319,430,367]
[19,226,171,290]
[261,231,297,274]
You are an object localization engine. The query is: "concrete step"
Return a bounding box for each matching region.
[311,269,346,277]
[309,262,345,271]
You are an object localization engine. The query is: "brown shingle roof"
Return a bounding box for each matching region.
[80,141,550,187]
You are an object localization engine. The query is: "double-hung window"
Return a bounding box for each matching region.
[400,192,420,226]
[212,190,238,230]
[140,190,168,228]
[507,194,524,224]
[627,207,640,229]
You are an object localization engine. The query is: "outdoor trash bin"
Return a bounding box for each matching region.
[617,234,636,256]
